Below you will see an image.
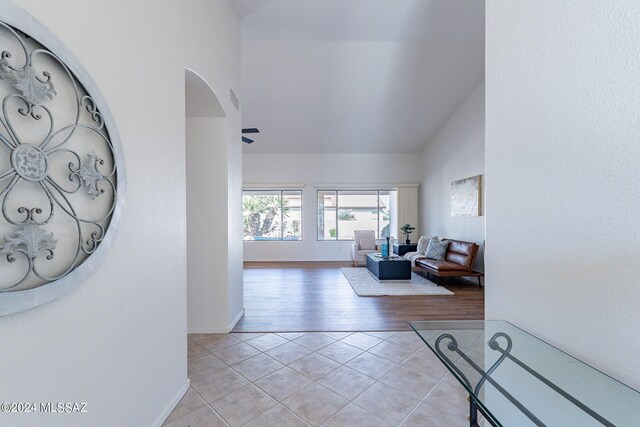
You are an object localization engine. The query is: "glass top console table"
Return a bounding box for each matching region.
[409,320,640,427]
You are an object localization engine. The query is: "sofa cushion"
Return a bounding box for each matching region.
[447,240,474,256]
[416,235,435,255]
[425,239,450,260]
[403,251,427,267]
[359,238,376,250]
[444,240,478,270]
[416,259,468,272]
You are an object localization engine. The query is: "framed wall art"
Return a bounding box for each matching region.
[451,175,480,217]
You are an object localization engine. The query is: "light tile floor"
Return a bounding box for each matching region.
[165,331,484,426]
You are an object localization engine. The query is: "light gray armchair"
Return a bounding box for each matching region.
[350,230,378,267]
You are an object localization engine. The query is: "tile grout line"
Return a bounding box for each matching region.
[396,372,452,426]
[188,386,231,427]
[276,333,429,426]
[395,329,485,426]
[186,331,444,427]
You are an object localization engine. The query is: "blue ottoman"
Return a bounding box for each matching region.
[366,253,411,281]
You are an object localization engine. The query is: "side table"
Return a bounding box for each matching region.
[393,243,418,256]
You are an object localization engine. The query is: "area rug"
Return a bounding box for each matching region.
[341,268,454,296]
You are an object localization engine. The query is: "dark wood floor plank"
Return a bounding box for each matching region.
[233,262,484,332]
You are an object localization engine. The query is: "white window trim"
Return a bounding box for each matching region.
[243,183,305,190]
[317,189,396,241]
[242,189,303,242]
[313,182,418,190]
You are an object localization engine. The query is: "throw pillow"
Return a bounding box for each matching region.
[417,235,438,255]
[359,238,376,250]
[425,239,449,260]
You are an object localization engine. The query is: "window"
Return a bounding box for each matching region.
[243,190,302,241]
[317,190,397,240]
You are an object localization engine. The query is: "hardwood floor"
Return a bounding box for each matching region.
[233,262,484,332]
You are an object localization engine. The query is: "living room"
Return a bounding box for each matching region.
[238,91,485,332]
[235,3,486,336]
[1,1,639,426]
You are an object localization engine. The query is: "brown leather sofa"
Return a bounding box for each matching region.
[415,239,483,287]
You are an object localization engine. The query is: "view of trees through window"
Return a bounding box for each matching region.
[317,190,397,240]
[243,190,302,240]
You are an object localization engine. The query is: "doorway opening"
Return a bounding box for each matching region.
[185,69,230,333]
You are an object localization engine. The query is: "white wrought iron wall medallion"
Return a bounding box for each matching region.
[0,2,126,316]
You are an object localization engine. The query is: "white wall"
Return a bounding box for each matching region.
[243,153,421,261]
[227,117,244,329]
[420,81,485,271]
[0,1,241,426]
[186,117,231,332]
[486,0,640,390]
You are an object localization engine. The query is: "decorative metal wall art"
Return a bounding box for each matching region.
[0,5,125,316]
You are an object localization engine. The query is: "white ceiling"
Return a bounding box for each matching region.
[235,0,484,154]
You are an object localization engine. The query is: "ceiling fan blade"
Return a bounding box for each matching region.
[242,128,260,134]
[242,136,254,144]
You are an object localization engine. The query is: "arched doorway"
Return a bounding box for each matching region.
[185,69,233,332]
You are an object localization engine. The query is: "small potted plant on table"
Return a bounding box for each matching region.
[400,224,416,244]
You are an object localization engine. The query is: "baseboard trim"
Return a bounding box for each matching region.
[243,261,353,267]
[229,308,245,331]
[187,309,245,334]
[187,327,230,333]
[152,379,190,427]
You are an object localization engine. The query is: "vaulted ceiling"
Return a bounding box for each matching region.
[234,0,484,153]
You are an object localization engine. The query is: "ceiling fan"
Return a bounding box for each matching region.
[242,128,259,144]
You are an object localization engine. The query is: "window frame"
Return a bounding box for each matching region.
[316,189,394,241]
[242,189,303,242]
